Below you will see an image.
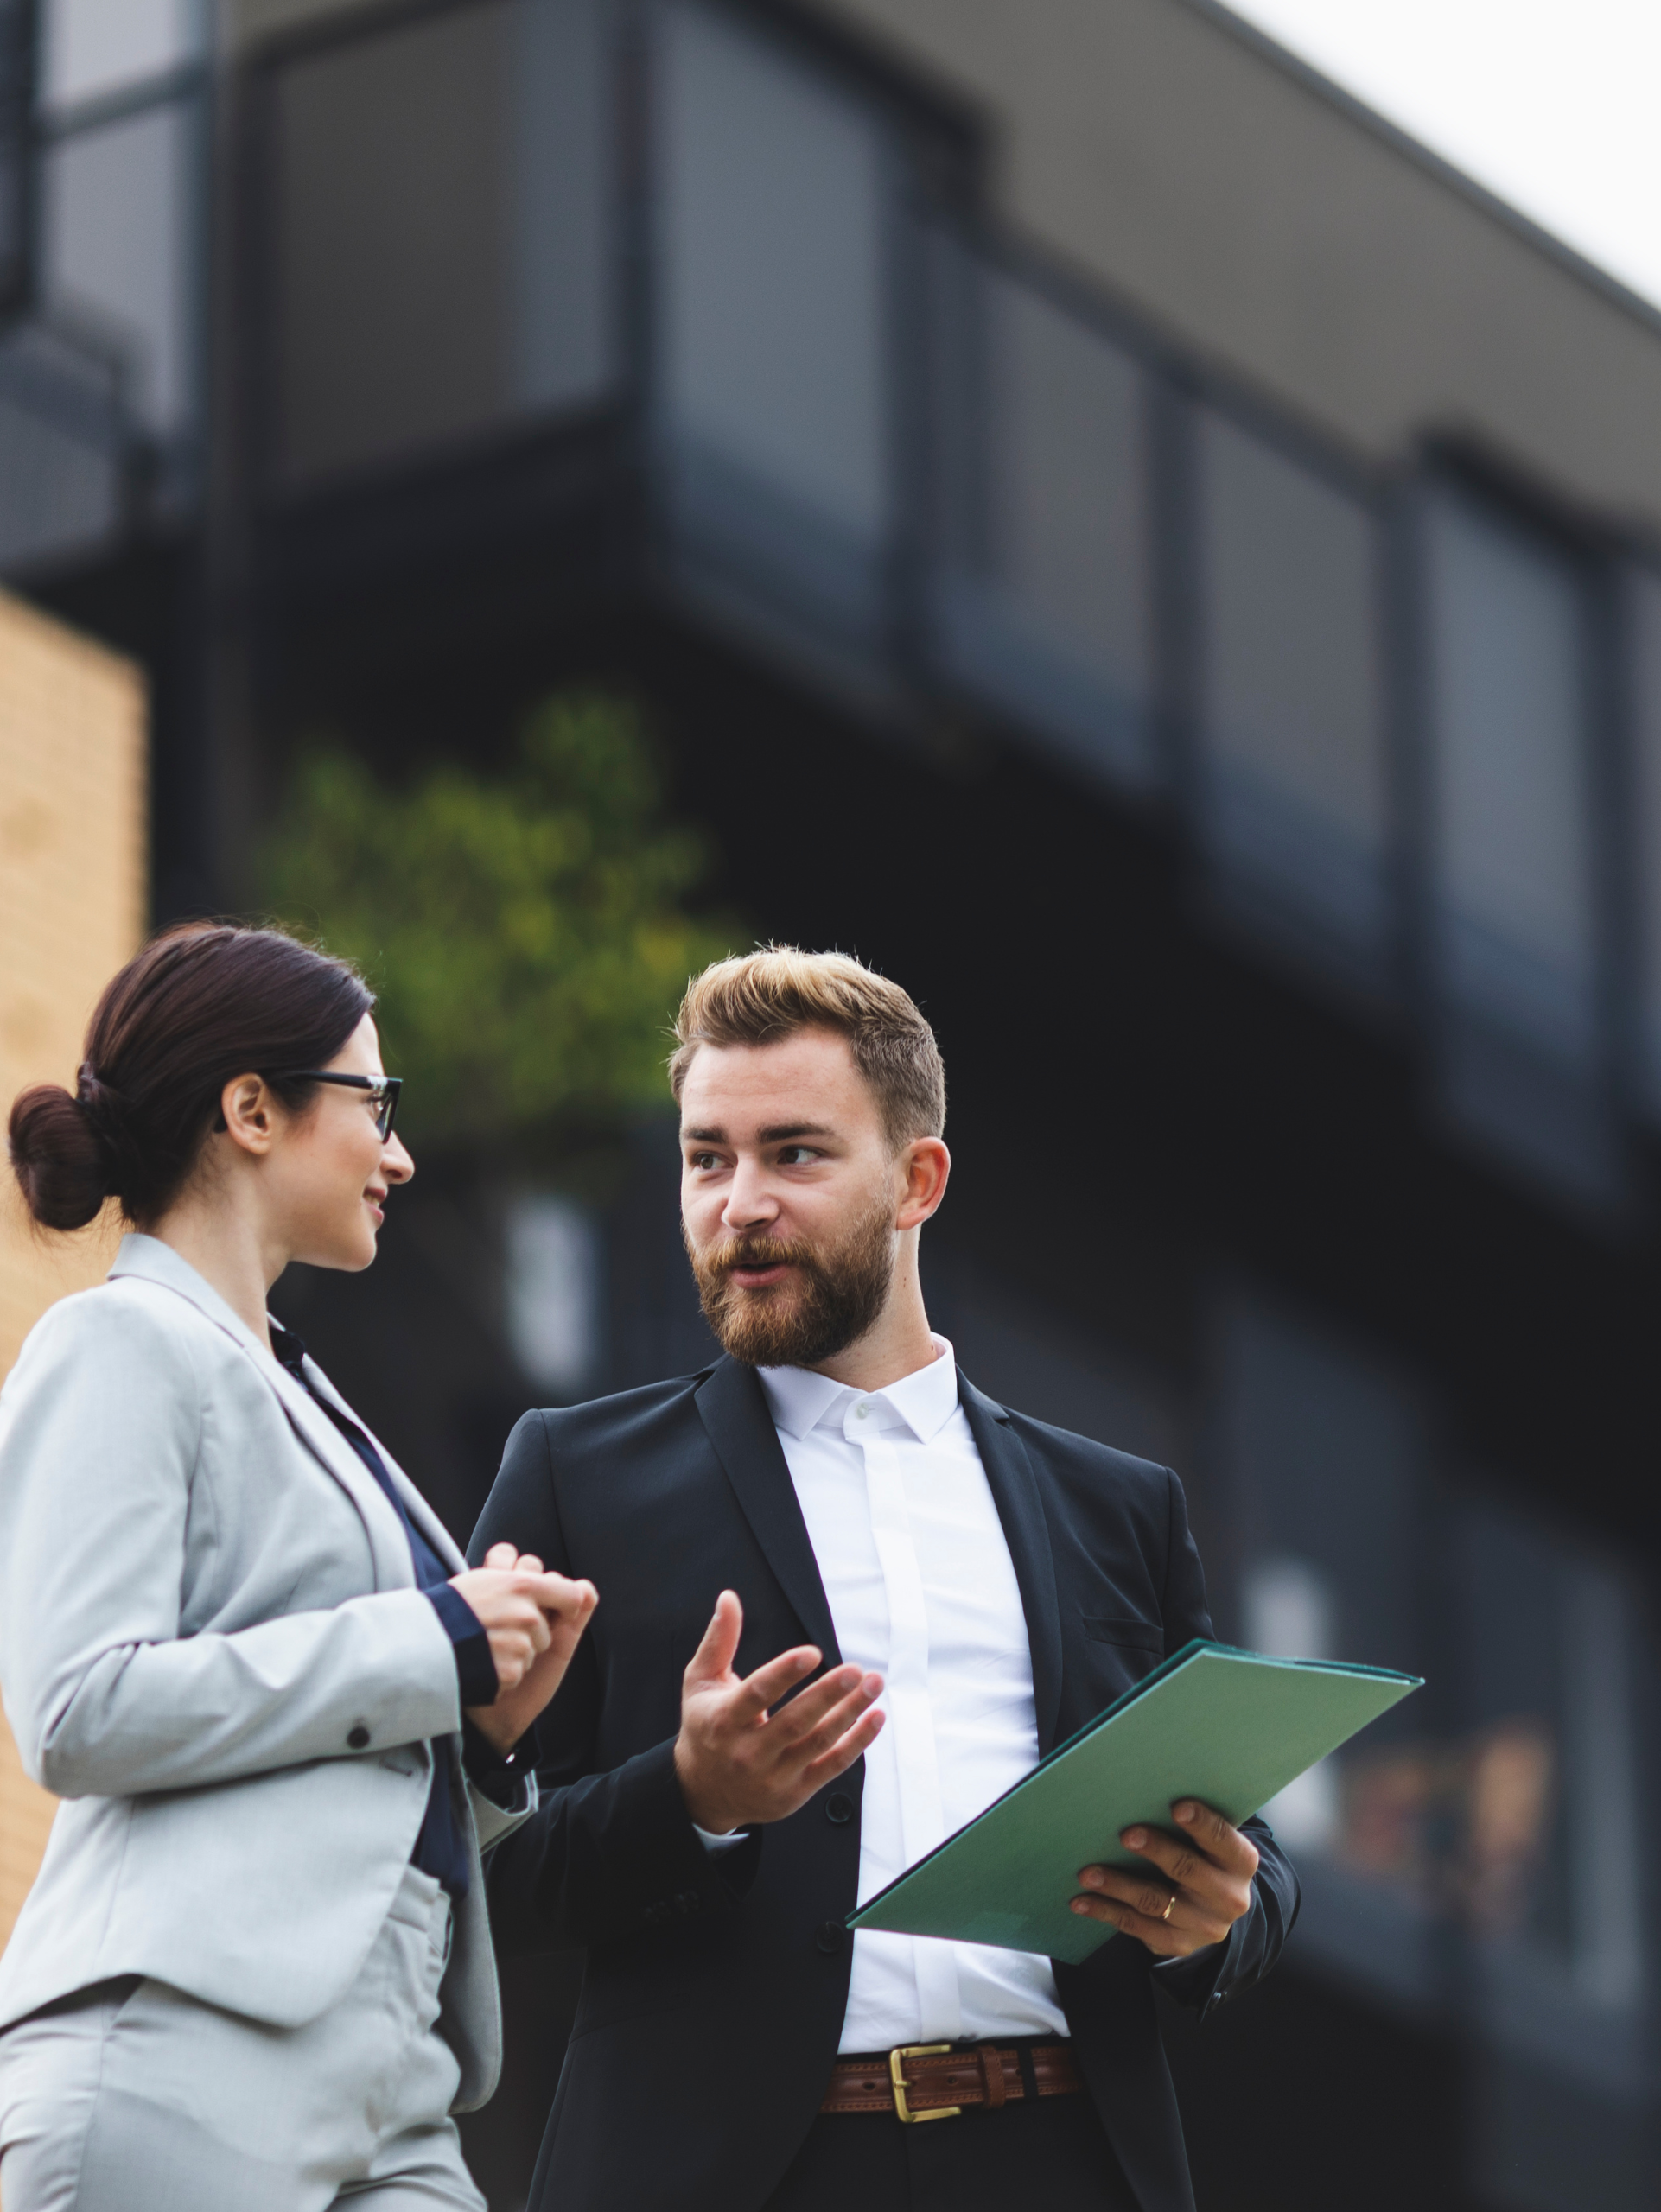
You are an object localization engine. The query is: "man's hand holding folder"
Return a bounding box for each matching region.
[849,1641,1422,1967]
[1071,1797,1262,1957]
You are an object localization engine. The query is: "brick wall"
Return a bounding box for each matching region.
[0,589,146,1953]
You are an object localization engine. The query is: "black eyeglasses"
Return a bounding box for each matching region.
[275,1071,403,1141]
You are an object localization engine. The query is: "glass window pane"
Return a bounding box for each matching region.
[271,0,614,488]
[1220,1296,1435,1999]
[1455,1503,1645,2014]
[41,0,200,112]
[41,98,196,439]
[657,1,892,546]
[1627,563,1661,1111]
[1197,411,1388,958]
[0,0,30,311]
[1425,493,1599,1060]
[505,1192,602,1397]
[926,231,1153,786]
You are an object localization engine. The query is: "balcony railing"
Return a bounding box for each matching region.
[0,318,123,569]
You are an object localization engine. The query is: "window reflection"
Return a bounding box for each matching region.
[1219,1293,1651,2039]
[1627,563,1661,1116]
[41,101,195,440]
[925,229,1154,785]
[40,0,199,115]
[1195,411,1388,967]
[654,0,894,654]
[270,0,614,487]
[1421,487,1617,1203]
[1424,493,1599,1062]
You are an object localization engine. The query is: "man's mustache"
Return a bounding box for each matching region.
[702,1235,814,1275]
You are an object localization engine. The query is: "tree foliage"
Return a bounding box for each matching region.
[261,694,732,1145]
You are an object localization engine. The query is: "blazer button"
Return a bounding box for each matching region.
[347,1725,371,1750]
[825,1792,854,1826]
[816,1921,844,1956]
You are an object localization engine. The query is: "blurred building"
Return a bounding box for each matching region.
[2,2,1659,2207]
[0,582,143,1948]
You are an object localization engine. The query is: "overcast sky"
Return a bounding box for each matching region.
[1226,0,1661,311]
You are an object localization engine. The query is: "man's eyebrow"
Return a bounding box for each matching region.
[680,1122,838,1146]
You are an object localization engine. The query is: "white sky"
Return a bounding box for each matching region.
[1225,0,1661,311]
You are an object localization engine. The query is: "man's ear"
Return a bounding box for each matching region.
[896,1137,951,1230]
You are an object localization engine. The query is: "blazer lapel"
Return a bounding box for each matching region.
[302,1363,467,1574]
[249,1357,418,1592]
[959,1373,1064,1755]
[105,1236,415,1592]
[695,1357,841,1664]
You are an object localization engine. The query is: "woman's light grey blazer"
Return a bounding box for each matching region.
[0,1233,531,2110]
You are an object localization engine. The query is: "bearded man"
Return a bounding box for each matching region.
[470,949,1296,2212]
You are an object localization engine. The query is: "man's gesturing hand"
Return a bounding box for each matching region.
[1070,1800,1259,1958]
[674,1590,884,1834]
[454,1546,599,1754]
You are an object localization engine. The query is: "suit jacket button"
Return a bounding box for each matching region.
[825,1792,854,1826]
[347,1725,371,1750]
[816,1921,844,1955]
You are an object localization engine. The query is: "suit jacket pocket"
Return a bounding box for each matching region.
[1081,1614,1164,1654]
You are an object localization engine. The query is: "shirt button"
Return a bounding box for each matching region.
[816,1921,844,1955]
[347,1724,370,1751]
[825,1792,854,1826]
[854,1403,869,1420]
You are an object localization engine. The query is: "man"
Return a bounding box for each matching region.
[472,949,1296,2212]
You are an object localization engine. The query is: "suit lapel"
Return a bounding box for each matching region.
[695,1357,841,1664]
[960,1374,1064,1755]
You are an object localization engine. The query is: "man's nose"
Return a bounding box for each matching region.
[722,1159,780,1230]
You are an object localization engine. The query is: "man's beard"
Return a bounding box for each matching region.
[686,1194,896,1369]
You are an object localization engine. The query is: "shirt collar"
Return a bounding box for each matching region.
[757,1334,960,1445]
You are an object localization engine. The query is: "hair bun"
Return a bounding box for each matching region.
[9,1080,112,1230]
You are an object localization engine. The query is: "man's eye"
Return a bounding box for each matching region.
[778,1146,818,1166]
[690,1152,722,1172]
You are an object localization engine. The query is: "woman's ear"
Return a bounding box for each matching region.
[218,1074,279,1157]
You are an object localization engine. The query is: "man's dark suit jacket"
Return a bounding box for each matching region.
[470,1355,1298,2212]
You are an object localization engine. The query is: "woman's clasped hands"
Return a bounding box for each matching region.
[450,1545,597,1753]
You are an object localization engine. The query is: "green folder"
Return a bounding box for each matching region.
[848,1638,1422,1966]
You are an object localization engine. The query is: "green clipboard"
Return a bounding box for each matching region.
[848,1637,1422,1966]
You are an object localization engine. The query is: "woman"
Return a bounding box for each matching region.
[0,923,596,2212]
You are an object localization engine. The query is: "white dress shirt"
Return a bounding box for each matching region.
[754,1338,1068,2051]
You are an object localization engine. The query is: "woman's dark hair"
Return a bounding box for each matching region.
[9,924,374,1232]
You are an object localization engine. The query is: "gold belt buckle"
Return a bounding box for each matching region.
[889,2042,962,2124]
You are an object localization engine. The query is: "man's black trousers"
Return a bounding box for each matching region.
[760,2094,1138,2211]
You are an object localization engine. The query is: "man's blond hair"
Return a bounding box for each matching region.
[669,948,945,1148]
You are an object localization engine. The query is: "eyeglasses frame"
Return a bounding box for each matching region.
[271,1070,404,1141]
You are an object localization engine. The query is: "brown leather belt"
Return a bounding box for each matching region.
[821,2041,1083,2123]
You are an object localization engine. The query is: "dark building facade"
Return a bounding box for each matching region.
[2,3,1658,2207]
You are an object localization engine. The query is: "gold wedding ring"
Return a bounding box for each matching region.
[1160,1894,1176,1922]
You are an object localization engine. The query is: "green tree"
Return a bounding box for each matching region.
[261,694,733,1146]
